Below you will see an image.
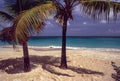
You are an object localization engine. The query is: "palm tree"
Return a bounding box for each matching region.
[8,0,120,69]
[0,0,48,72]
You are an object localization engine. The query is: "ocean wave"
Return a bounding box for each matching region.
[1,45,120,52]
[29,45,120,51]
[47,46,86,50]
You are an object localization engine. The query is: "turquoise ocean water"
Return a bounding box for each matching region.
[0,36,120,49]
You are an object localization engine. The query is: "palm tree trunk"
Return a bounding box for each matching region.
[18,0,31,72]
[22,41,31,72]
[60,14,68,68]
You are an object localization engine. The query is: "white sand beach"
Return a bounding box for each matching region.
[0,46,120,81]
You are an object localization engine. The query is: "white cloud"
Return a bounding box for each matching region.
[45,21,54,28]
[83,22,87,25]
[109,10,114,18]
[100,20,107,24]
[46,21,51,25]
[73,5,82,16]
[67,21,70,26]
[74,5,80,13]
[48,15,54,20]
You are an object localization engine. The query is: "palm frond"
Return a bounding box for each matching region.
[53,0,65,24]
[80,0,120,20]
[0,27,16,44]
[14,3,55,41]
[112,2,120,20]
[0,11,14,21]
[53,0,74,25]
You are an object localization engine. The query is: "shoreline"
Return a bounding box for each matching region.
[1,45,120,51]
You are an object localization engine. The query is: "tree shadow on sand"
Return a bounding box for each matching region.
[0,58,24,73]
[68,66,104,75]
[0,55,104,77]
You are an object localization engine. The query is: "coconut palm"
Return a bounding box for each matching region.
[8,0,120,69]
[0,0,50,72]
[54,0,120,68]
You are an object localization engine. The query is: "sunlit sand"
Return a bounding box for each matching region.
[0,46,120,81]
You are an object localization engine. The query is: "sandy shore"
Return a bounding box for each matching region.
[0,46,120,81]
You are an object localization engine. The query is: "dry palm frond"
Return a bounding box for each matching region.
[14,3,55,41]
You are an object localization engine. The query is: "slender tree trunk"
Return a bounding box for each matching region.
[22,41,31,72]
[18,0,30,72]
[60,14,68,68]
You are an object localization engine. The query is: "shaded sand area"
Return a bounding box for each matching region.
[0,46,120,81]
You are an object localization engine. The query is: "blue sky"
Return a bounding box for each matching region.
[0,0,120,36]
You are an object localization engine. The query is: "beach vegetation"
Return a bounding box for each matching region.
[0,0,48,72]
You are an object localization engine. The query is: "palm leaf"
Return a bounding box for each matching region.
[53,0,74,25]
[0,27,16,44]
[0,11,14,21]
[5,0,38,15]
[14,3,55,41]
[80,0,120,20]
[53,0,65,24]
